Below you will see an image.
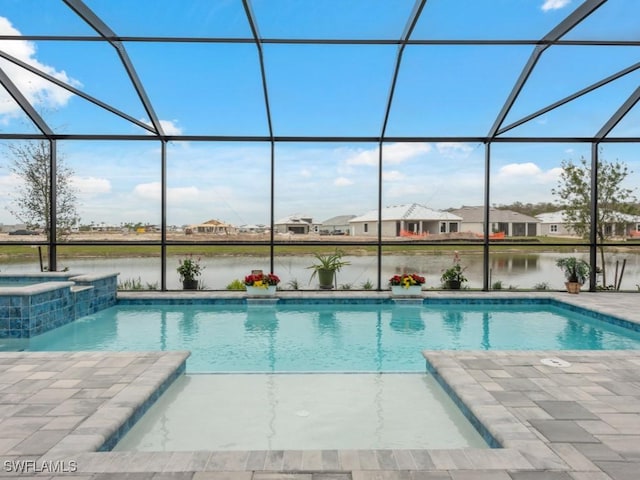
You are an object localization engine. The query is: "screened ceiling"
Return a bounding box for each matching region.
[0,0,639,142]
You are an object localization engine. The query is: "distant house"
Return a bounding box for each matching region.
[450,206,540,237]
[274,214,313,234]
[189,219,236,235]
[537,210,640,238]
[349,203,462,237]
[238,224,268,233]
[319,215,356,235]
[536,211,575,237]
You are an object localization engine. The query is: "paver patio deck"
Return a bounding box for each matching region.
[0,292,639,479]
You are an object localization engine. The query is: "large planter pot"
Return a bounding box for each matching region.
[182,279,199,290]
[246,285,277,296]
[565,282,582,294]
[317,268,335,289]
[445,280,461,290]
[391,285,423,296]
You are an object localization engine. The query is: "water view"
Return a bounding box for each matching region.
[2,252,640,291]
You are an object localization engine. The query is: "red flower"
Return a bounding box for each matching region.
[388,273,425,286]
[244,272,280,286]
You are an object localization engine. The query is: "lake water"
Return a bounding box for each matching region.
[2,252,640,290]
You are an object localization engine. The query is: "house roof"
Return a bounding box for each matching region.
[190,219,234,228]
[321,215,356,225]
[536,211,566,223]
[274,214,312,225]
[201,219,230,226]
[350,203,462,223]
[450,206,540,223]
[537,210,640,224]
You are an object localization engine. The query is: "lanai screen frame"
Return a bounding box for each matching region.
[0,0,638,291]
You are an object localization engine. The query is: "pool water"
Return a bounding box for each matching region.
[19,302,640,373]
[113,373,489,451]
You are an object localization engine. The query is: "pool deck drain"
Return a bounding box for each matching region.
[0,292,639,479]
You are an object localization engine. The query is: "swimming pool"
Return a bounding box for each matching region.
[15,299,640,373]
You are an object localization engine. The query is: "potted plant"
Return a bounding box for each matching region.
[244,271,280,296]
[307,249,350,289]
[440,252,467,290]
[556,257,590,294]
[177,255,204,290]
[389,273,425,296]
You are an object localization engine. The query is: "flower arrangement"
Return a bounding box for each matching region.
[389,273,426,288]
[244,272,281,289]
[177,255,204,282]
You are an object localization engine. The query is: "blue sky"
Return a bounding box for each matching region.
[0,0,638,227]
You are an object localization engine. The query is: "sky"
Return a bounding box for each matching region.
[0,0,638,227]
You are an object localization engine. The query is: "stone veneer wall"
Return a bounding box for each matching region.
[71,274,118,313]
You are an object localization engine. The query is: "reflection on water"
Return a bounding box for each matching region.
[442,310,465,334]
[244,306,278,333]
[556,319,604,350]
[19,303,640,370]
[3,251,640,290]
[390,306,425,333]
[481,312,491,350]
[316,310,340,334]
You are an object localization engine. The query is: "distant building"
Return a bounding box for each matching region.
[537,210,640,238]
[189,219,236,235]
[274,214,313,234]
[450,206,539,237]
[536,211,575,237]
[318,215,356,235]
[349,203,462,237]
[238,224,268,233]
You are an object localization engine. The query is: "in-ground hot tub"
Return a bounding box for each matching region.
[0,272,119,338]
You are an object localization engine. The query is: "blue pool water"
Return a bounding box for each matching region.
[17,301,640,373]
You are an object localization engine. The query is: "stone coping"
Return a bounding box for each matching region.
[1,293,640,479]
[0,281,75,296]
[69,272,120,283]
[1,350,638,478]
[0,351,188,458]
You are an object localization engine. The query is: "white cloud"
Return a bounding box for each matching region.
[383,143,432,164]
[160,119,183,135]
[382,170,405,181]
[71,176,111,196]
[436,142,474,158]
[0,17,79,117]
[334,177,353,187]
[498,162,543,177]
[168,186,201,203]
[496,162,562,183]
[541,0,571,11]
[141,119,183,135]
[346,143,431,166]
[345,148,378,167]
[299,168,312,178]
[0,172,19,196]
[133,182,161,200]
[133,182,200,203]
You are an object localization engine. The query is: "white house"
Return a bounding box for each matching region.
[318,215,356,235]
[450,206,540,237]
[536,211,575,237]
[349,203,462,237]
[537,210,640,238]
[274,214,313,234]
